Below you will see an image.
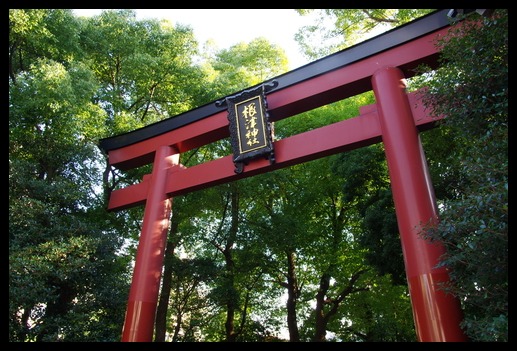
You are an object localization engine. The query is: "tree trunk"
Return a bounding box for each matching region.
[285,251,300,342]
[154,226,178,341]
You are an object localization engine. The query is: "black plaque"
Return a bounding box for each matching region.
[224,85,275,173]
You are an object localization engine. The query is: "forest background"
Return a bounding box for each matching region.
[9,9,507,342]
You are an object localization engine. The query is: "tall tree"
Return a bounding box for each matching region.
[237,95,416,342]
[203,37,289,99]
[154,37,290,342]
[13,8,503,343]
[294,9,434,60]
[416,9,508,341]
[331,144,407,285]
[9,9,130,342]
[9,9,212,342]
[293,8,507,341]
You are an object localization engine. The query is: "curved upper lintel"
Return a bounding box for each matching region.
[99,9,452,160]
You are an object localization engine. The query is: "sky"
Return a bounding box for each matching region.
[73,9,317,70]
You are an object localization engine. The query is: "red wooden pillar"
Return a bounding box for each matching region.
[371,66,467,342]
[121,145,179,342]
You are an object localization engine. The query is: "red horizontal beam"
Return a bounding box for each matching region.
[106,26,450,171]
[107,91,440,211]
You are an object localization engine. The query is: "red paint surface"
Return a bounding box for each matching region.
[107,26,451,171]
[121,300,156,342]
[121,146,179,342]
[409,273,467,341]
[108,91,440,211]
[372,66,466,341]
[109,24,467,342]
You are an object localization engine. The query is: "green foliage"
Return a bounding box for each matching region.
[10,8,506,343]
[9,9,168,342]
[78,9,206,131]
[205,37,290,98]
[294,9,435,60]
[418,9,508,341]
[9,56,130,339]
[325,274,416,342]
[9,9,81,80]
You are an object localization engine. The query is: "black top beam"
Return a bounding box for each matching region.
[99,9,451,153]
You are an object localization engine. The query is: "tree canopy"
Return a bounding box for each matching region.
[9,9,507,342]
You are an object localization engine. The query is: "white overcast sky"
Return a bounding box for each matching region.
[73,9,317,70]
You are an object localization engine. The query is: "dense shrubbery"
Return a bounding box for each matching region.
[419,9,508,342]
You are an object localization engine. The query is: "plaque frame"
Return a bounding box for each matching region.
[219,82,277,173]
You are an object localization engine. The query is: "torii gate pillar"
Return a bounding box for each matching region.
[372,66,467,341]
[121,145,179,342]
[102,10,470,342]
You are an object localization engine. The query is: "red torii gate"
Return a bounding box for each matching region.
[99,9,468,342]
